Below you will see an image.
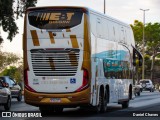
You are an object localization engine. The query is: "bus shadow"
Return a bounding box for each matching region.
[41,106,123,117]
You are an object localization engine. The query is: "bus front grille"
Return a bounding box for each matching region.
[30,49,80,76]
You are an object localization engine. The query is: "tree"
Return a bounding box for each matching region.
[131,21,160,80]
[145,23,160,80]
[130,20,143,51]
[0,65,23,83]
[131,20,145,80]
[0,50,20,71]
[0,0,37,43]
[0,66,17,78]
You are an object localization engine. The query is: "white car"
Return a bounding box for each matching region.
[139,79,154,92]
[0,76,22,101]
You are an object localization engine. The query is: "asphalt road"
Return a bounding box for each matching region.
[0,91,160,120]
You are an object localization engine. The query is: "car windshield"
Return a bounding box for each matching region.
[140,80,149,83]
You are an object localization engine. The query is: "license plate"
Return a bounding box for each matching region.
[50,98,61,103]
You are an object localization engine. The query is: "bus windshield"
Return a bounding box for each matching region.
[28,9,83,30]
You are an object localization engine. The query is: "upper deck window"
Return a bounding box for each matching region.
[28,9,83,29]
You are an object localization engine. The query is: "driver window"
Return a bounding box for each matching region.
[6,78,11,87]
[10,78,16,85]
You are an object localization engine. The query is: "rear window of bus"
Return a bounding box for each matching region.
[28,9,83,30]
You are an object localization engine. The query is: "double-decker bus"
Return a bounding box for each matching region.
[23,6,142,113]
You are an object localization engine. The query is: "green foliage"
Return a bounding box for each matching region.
[131,21,160,80]
[144,54,151,61]
[157,54,160,58]
[0,50,20,71]
[0,0,37,43]
[130,20,143,50]
[145,23,160,55]
[144,54,151,70]
[155,60,160,66]
[0,0,18,41]
[14,70,21,82]
[0,65,23,83]
[130,21,160,58]
[0,49,23,82]
[0,66,17,78]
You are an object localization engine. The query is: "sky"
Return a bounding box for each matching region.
[1,0,160,56]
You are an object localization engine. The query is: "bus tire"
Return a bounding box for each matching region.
[129,85,132,100]
[101,91,107,112]
[94,92,103,113]
[122,101,129,108]
[94,90,107,113]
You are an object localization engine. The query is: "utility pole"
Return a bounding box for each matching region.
[140,9,149,79]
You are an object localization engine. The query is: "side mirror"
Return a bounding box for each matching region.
[133,51,136,66]
[139,58,143,66]
[132,45,143,67]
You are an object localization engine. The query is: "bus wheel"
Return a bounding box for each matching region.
[94,93,102,113]
[122,101,129,108]
[94,91,107,113]
[101,92,107,112]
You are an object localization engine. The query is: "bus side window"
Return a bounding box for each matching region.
[90,14,97,36]
[120,27,125,43]
[97,18,102,38]
[101,19,109,40]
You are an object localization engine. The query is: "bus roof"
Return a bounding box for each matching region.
[26,6,130,28]
[27,6,89,12]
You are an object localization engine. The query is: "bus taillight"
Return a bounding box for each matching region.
[24,69,36,92]
[76,69,89,92]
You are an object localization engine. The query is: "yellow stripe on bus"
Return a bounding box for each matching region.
[49,58,55,70]
[81,13,91,87]
[48,32,55,44]
[69,51,78,66]
[45,13,50,20]
[70,35,79,48]
[66,28,71,32]
[30,30,40,46]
